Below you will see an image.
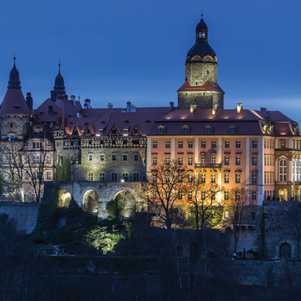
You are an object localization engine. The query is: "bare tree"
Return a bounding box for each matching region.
[0,144,25,202]
[144,160,189,230]
[23,150,47,203]
[187,171,222,252]
[223,188,247,254]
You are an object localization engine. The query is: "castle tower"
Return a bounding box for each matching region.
[177,15,224,110]
[0,57,31,141]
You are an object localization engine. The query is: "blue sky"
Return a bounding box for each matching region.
[0,0,300,121]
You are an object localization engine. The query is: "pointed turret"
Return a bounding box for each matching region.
[0,58,30,115]
[54,63,66,96]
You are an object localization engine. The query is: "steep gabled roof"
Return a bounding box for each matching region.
[177,80,224,93]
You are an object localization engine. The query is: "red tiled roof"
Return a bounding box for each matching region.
[0,89,31,115]
[177,80,224,93]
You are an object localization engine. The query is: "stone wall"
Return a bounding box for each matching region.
[0,202,39,234]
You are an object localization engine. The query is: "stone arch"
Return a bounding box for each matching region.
[279,188,288,201]
[279,242,292,259]
[109,190,137,218]
[83,190,99,215]
[58,190,72,207]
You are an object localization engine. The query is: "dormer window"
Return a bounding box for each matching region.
[229,126,237,134]
[183,125,190,134]
[158,126,166,134]
[205,126,213,134]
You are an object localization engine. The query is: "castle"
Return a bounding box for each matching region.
[0,16,300,216]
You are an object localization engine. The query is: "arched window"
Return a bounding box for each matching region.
[279,243,291,259]
[279,158,287,182]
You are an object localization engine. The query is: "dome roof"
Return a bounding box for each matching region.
[54,64,66,95]
[8,58,21,89]
[186,40,216,61]
[186,16,216,62]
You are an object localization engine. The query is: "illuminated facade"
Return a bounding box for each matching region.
[0,16,300,206]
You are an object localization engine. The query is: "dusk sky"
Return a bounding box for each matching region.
[0,0,300,121]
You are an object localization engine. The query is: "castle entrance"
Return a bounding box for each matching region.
[58,190,72,207]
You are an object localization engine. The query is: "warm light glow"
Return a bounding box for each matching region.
[121,179,125,183]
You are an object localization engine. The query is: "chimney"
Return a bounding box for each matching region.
[236,103,243,114]
[26,92,33,110]
[190,105,197,113]
[169,101,174,111]
[70,95,76,107]
[108,102,113,109]
[260,107,267,112]
[84,98,91,109]
[126,101,131,112]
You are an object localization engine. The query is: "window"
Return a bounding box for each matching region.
[152,173,157,183]
[206,127,212,134]
[165,141,170,148]
[225,141,230,148]
[224,211,229,218]
[201,156,206,164]
[89,154,93,161]
[123,154,128,161]
[36,143,40,149]
[252,191,257,201]
[33,142,36,149]
[279,158,287,182]
[46,171,51,180]
[211,156,216,164]
[33,156,36,164]
[25,156,29,164]
[100,154,105,161]
[158,127,166,134]
[188,141,193,148]
[111,173,117,182]
[235,173,241,183]
[252,173,257,184]
[10,122,13,128]
[236,141,241,148]
[229,127,237,134]
[235,190,241,201]
[211,141,216,148]
[152,190,156,199]
[25,171,29,180]
[37,156,40,163]
[122,173,129,181]
[178,190,183,200]
[252,156,257,166]
[134,154,139,161]
[201,141,206,148]
[153,141,157,148]
[112,154,117,161]
[211,190,216,201]
[235,156,241,165]
[201,173,206,183]
[224,156,230,165]
[188,190,192,200]
[280,140,286,149]
[165,156,170,165]
[183,127,190,134]
[224,190,229,201]
[88,172,93,181]
[152,156,157,166]
[99,173,105,182]
[252,140,257,148]
[178,141,183,148]
[188,173,193,183]
[178,157,183,166]
[178,172,183,183]
[47,156,51,164]
[224,173,229,183]
[188,156,193,165]
[201,190,205,200]
[211,174,216,183]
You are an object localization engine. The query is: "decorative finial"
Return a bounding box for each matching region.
[201,13,204,20]
[13,54,16,67]
[58,60,61,73]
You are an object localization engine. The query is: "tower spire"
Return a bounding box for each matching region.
[54,61,66,96]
